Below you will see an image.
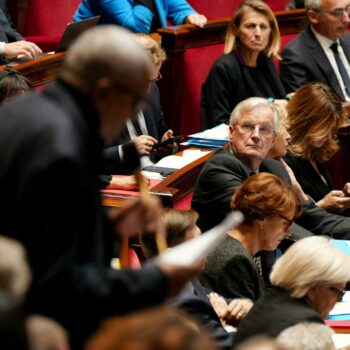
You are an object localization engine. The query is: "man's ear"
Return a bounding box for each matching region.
[307,9,319,25]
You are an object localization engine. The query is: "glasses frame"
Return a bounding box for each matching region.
[329,286,346,302]
[278,214,294,228]
[237,122,275,137]
[314,5,350,17]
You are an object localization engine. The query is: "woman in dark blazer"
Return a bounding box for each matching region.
[234,236,350,346]
[201,0,286,129]
[200,173,301,323]
[283,82,350,213]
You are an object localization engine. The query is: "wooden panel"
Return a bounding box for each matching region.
[3,53,65,86]
[158,9,307,55]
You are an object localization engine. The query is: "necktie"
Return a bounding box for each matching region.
[330,42,350,96]
[132,119,143,136]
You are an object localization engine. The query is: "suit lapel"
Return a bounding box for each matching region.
[305,27,345,99]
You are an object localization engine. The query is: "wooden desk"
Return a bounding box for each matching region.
[3,53,66,86]
[101,148,214,208]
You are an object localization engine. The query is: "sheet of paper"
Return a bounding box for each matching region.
[329,301,350,316]
[154,150,210,169]
[149,211,243,266]
[189,123,229,141]
[332,333,350,348]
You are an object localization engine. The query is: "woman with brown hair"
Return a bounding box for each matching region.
[200,172,301,322]
[284,82,350,213]
[201,0,286,129]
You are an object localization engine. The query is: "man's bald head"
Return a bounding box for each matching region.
[61,25,152,94]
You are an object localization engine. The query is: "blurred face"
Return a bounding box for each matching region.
[309,0,350,40]
[230,105,275,169]
[258,213,293,251]
[236,9,271,54]
[184,225,201,241]
[148,64,161,93]
[306,283,346,318]
[95,77,149,145]
[268,128,291,159]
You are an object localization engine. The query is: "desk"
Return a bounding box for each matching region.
[2,52,65,86]
[101,148,214,208]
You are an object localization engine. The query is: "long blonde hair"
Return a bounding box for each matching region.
[224,0,281,59]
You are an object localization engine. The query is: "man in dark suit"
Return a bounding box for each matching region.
[101,34,175,175]
[192,97,350,239]
[101,84,172,174]
[280,0,350,100]
[0,26,202,349]
[0,0,41,61]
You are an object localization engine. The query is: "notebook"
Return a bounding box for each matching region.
[7,16,100,63]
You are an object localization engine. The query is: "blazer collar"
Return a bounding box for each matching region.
[305,26,345,99]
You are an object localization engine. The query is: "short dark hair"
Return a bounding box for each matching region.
[140,208,199,258]
[0,69,33,104]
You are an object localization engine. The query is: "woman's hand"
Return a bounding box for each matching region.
[317,190,350,211]
[208,292,253,326]
[185,14,207,27]
[224,298,253,325]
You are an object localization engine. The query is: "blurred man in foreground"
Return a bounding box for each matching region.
[0,26,202,348]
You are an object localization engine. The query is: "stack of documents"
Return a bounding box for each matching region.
[182,123,229,148]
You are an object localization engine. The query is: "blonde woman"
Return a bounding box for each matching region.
[284,82,350,213]
[234,236,350,346]
[201,0,286,129]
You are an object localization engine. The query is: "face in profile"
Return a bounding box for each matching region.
[236,8,271,54]
[268,128,291,159]
[258,213,293,251]
[307,282,346,318]
[309,123,337,149]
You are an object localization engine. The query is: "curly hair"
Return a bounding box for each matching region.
[230,172,301,225]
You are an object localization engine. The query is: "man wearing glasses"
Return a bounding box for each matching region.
[192,97,350,239]
[280,0,350,101]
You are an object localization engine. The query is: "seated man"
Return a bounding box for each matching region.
[0,0,41,62]
[101,34,176,175]
[192,97,350,239]
[280,0,350,101]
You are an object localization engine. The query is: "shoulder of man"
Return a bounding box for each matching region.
[260,158,290,183]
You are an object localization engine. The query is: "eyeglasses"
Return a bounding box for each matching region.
[329,286,346,301]
[237,122,275,136]
[279,214,294,229]
[150,71,162,84]
[314,5,350,17]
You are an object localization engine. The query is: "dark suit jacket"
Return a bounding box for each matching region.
[284,152,333,203]
[101,84,168,174]
[280,26,350,100]
[0,0,23,43]
[233,286,324,347]
[172,279,234,350]
[192,148,350,239]
[0,80,169,348]
[201,52,286,129]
